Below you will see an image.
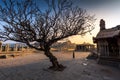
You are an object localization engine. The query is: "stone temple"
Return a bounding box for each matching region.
[93,19,120,66]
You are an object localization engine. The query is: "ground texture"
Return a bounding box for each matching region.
[0,52,120,80]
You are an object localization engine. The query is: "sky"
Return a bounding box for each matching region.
[69,0,120,44]
[1,0,120,44]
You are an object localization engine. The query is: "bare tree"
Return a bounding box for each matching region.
[0,0,95,71]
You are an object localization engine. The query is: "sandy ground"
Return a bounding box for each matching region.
[0,52,120,80]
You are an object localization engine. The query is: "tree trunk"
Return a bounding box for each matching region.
[44,46,66,71]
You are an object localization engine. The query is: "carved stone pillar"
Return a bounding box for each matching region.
[5,44,9,52]
[21,44,23,51]
[14,44,18,51]
[0,41,2,52]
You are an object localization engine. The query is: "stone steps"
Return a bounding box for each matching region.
[97,56,120,68]
[0,53,22,59]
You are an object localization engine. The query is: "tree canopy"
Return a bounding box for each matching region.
[0,0,95,71]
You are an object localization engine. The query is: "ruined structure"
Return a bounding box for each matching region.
[75,43,95,52]
[51,40,76,51]
[0,42,34,58]
[93,19,120,66]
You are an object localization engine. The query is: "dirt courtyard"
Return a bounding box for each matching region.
[0,52,120,80]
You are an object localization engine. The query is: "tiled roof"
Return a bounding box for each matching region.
[76,43,94,46]
[95,25,120,39]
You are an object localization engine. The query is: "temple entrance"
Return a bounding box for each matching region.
[108,39,119,57]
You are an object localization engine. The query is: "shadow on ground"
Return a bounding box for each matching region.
[0,52,120,80]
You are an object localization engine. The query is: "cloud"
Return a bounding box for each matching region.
[76,0,120,8]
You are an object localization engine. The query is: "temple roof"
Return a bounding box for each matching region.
[76,43,94,46]
[95,25,120,39]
